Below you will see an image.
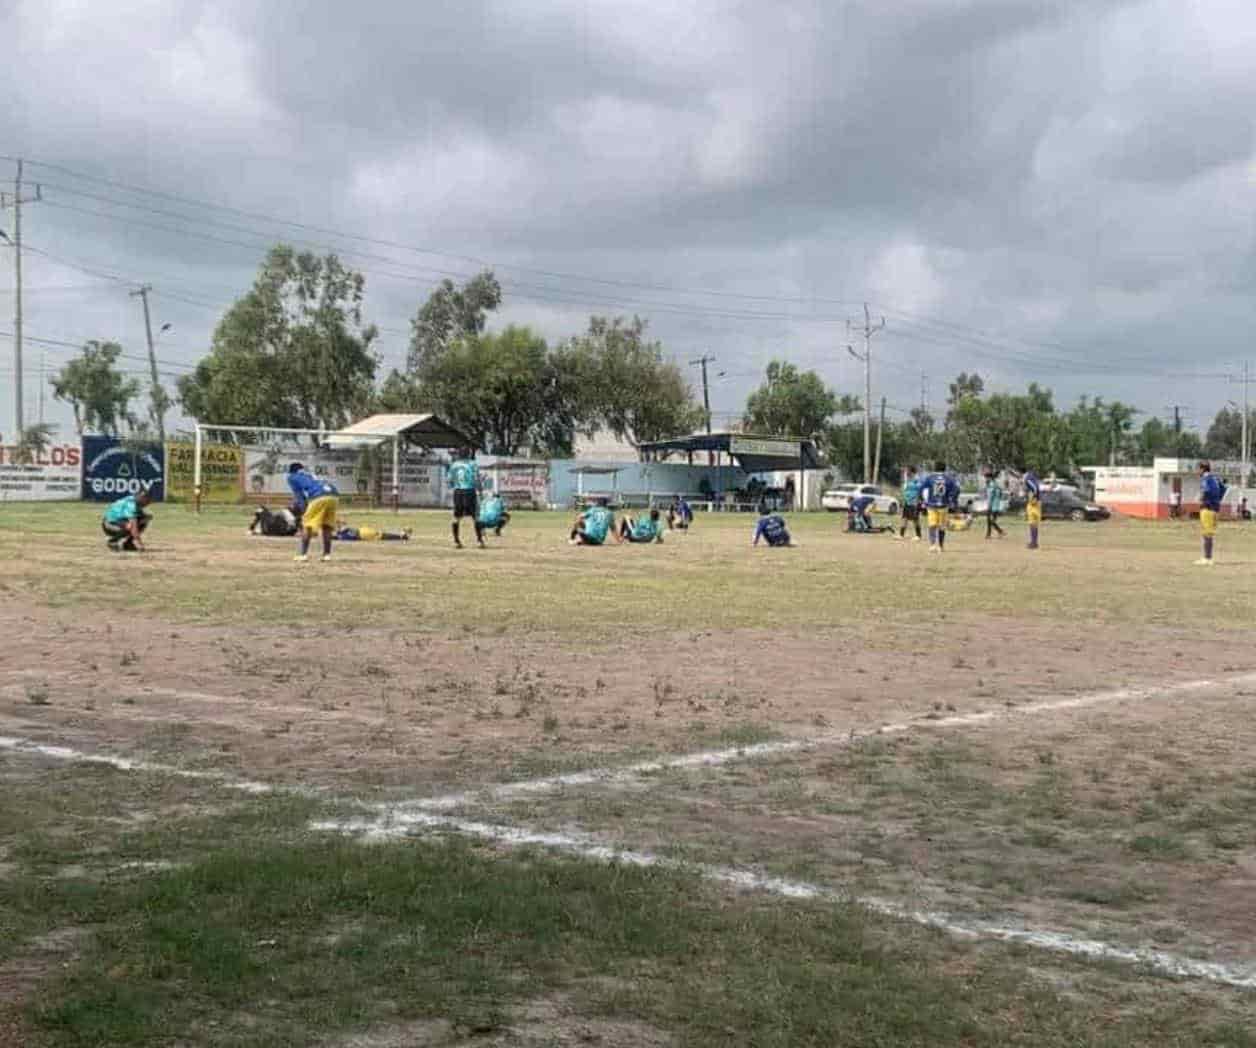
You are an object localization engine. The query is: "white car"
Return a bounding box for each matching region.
[821,483,899,515]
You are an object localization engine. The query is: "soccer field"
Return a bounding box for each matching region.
[3,502,1256,1046]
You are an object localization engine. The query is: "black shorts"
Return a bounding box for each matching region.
[453,489,478,518]
[901,505,919,521]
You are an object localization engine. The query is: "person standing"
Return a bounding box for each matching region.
[287,463,339,563]
[446,448,481,549]
[1196,460,1226,566]
[1024,469,1042,550]
[898,466,923,541]
[984,470,1006,539]
[919,461,959,553]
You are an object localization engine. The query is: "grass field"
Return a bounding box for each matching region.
[3,501,1256,1046]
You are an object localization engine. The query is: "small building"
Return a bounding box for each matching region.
[1083,458,1246,519]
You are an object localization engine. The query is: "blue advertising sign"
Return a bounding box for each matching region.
[81,437,165,501]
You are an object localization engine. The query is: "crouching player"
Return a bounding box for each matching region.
[619,508,665,544]
[570,499,615,546]
[920,461,959,553]
[102,490,153,552]
[668,496,694,531]
[477,492,510,540]
[1196,460,1226,566]
[752,505,794,547]
[287,462,339,563]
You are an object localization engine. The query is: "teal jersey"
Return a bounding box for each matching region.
[986,481,1004,513]
[902,477,921,506]
[104,495,139,525]
[447,459,478,491]
[582,506,613,543]
[477,496,505,526]
[630,517,661,541]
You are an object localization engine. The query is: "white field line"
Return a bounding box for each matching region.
[405,672,1256,812]
[314,809,1256,991]
[5,725,1256,990]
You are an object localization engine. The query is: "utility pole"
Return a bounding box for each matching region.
[689,354,716,465]
[0,159,42,437]
[1228,364,1252,486]
[130,284,166,442]
[872,396,887,483]
[920,372,928,415]
[38,351,45,425]
[846,303,885,483]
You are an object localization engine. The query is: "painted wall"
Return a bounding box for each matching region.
[546,459,750,508]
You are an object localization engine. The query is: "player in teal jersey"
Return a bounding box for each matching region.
[618,508,665,544]
[446,449,481,548]
[898,466,923,541]
[477,493,510,539]
[570,499,615,546]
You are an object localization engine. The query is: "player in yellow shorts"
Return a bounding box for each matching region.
[1196,460,1226,566]
[287,462,340,563]
[919,461,959,553]
[1024,469,1042,550]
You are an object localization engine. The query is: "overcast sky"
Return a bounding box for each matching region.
[2,0,1254,441]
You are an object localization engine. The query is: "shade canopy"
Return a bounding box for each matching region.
[323,414,471,450]
[637,432,821,473]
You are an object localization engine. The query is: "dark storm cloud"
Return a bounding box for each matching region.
[2,0,1254,437]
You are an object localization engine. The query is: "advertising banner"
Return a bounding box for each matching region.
[243,448,371,501]
[81,437,165,501]
[729,436,798,459]
[0,443,82,501]
[484,460,549,508]
[165,441,244,502]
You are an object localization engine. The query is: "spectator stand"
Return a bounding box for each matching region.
[570,465,625,510]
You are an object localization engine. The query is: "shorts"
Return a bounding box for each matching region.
[1026,498,1042,525]
[453,489,478,518]
[574,530,604,546]
[301,495,338,530]
[1200,508,1218,537]
[901,505,919,521]
[926,508,949,530]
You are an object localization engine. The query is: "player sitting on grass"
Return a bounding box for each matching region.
[102,490,153,552]
[477,492,510,539]
[1196,460,1226,567]
[668,496,694,531]
[447,448,481,549]
[920,460,960,553]
[288,462,339,563]
[332,524,411,542]
[752,504,794,547]
[249,504,300,537]
[618,507,665,544]
[570,498,615,546]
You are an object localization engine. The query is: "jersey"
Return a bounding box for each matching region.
[630,517,661,541]
[902,477,921,508]
[675,498,693,522]
[985,480,1004,513]
[104,495,139,525]
[920,472,959,509]
[582,505,613,543]
[1200,472,1226,511]
[447,459,479,491]
[754,514,789,546]
[288,470,338,510]
[1024,471,1042,501]
[477,496,505,526]
[850,495,875,514]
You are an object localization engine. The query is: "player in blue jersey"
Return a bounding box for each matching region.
[919,461,959,553]
[668,496,694,531]
[288,462,339,563]
[446,448,481,549]
[752,505,793,547]
[1196,460,1226,566]
[898,466,923,541]
[1024,469,1042,550]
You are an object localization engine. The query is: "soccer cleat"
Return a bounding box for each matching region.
[321,554,332,562]
[294,554,309,563]
[1194,558,1214,566]
[928,544,939,553]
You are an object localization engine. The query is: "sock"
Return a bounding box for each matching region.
[928,527,936,545]
[299,530,311,556]
[938,529,946,550]
[1204,536,1214,560]
[452,520,461,545]
[1029,526,1039,547]
[474,522,485,544]
[322,529,332,557]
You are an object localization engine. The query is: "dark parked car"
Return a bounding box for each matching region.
[1039,490,1110,522]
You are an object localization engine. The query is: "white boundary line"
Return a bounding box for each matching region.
[315,808,1256,991]
[405,672,1256,811]
[6,726,1256,990]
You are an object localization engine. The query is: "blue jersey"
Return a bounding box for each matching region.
[920,472,958,509]
[754,514,789,546]
[1200,471,1226,511]
[676,498,693,521]
[477,495,505,526]
[582,505,613,543]
[104,495,139,524]
[287,470,338,510]
[850,495,874,514]
[447,459,478,491]
[1024,471,1042,500]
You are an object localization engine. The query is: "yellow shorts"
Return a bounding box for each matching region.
[927,508,949,530]
[357,525,380,541]
[1200,509,1218,537]
[301,495,338,530]
[1026,499,1042,524]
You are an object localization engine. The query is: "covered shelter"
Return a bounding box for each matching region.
[636,432,821,509]
[323,414,473,509]
[569,465,624,508]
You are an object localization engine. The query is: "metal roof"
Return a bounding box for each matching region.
[637,431,821,472]
[323,414,471,450]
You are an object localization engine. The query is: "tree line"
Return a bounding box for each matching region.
[34,243,1253,478]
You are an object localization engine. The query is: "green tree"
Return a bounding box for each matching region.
[51,340,140,435]
[11,422,56,463]
[744,361,854,437]
[1134,417,1204,464]
[1204,406,1255,460]
[1064,396,1138,466]
[178,246,378,430]
[946,372,985,419]
[571,316,703,447]
[407,270,502,371]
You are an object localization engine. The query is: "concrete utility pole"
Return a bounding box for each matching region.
[847,303,885,483]
[689,354,716,465]
[1228,364,1252,485]
[872,395,887,483]
[130,284,167,443]
[0,159,43,436]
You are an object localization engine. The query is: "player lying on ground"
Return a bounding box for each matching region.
[752,504,794,547]
[332,525,411,541]
[847,495,894,534]
[447,448,481,548]
[570,499,615,546]
[618,507,665,544]
[249,505,300,537]
[102,491,153,552]
[477,493,510,539]
[288,462,339,563]
[668,496,694,531]
[1196,460,1226,566]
